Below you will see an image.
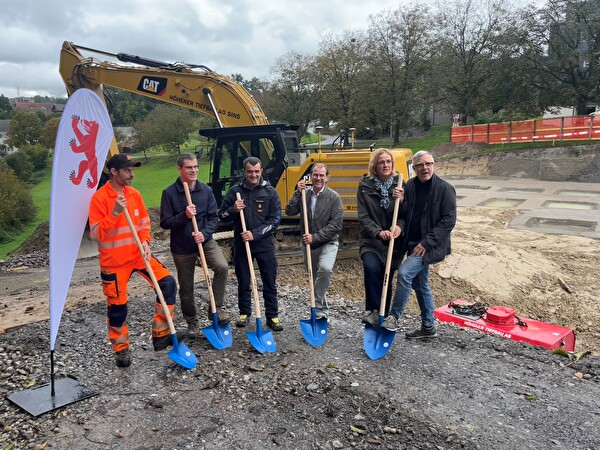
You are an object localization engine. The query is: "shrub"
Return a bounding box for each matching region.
[0,162,37,243]
[5,152,34,182]
[21,144,50,171]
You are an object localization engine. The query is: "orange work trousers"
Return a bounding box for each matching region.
[100,256,176,352]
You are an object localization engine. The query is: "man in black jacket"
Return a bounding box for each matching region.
[218,157,283,331]
[382,151,456,337]
[160,153,231,337]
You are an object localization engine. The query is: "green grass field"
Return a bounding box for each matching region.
[352,125,451,151]
[399,126,452,151]
[0,154,209,259]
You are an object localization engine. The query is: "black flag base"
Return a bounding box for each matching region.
[7,377,98,417]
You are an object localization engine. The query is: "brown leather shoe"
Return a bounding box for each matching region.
[207,305,231,324]
[187,320,200,339]
[217,308,231,324]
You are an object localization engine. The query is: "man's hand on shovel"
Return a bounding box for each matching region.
[141,241,151,260]
[192,231,205,244]
[112,194,127,217]
[302,233,313,245]
[185,203,197,219]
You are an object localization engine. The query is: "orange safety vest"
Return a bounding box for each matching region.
[89,182,151,269]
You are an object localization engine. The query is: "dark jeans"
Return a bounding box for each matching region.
[233,246,278,319]
[361,251,396,316]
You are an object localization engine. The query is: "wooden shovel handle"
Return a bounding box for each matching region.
[122,208,177,335]
[378,173,403,317]
[301,189,316,308]
[236,192,262,319]
[182,182,217,314]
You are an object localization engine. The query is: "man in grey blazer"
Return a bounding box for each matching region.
[285,163,344,319]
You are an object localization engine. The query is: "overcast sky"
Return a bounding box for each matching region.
[0,0,430,100]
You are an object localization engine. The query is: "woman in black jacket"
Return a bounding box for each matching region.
[357,148,404,326]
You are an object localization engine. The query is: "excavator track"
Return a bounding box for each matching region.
[214,222,361,267]
[273,242,360,267]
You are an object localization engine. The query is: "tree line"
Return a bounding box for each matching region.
[259,0,600,144]
[101,0,600,150]
[0,105,51,244]
[7,0,598,152]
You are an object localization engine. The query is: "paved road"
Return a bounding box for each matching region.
[448,176,600,240]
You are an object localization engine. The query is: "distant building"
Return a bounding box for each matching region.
[430,108,452,126]
[115,126,135,153]
[543,105,598,119]
[0,119,17,157]
[543,106,577,118]
[11,101,64,116]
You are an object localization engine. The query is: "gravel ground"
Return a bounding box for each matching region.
[3,148,600,449]
[1,270,599,450]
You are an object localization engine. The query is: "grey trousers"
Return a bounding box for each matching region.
[308,241,339,315]
[172,239,229,323]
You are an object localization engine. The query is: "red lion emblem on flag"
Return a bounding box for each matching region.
[68,115,100,188]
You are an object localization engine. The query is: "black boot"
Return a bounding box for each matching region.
[115,349,131,367]
[153,330,189,351]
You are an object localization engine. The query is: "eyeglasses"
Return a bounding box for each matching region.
[377,159,393,166]
[181,165,198,170]
[413,162,434,169]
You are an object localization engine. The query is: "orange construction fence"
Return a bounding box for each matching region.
[450,115,600,144]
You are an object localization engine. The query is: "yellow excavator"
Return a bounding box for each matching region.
[59,41,413,218]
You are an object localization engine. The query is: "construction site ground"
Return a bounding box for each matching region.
[0,144,599,449]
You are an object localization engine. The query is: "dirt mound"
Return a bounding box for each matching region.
[432,143,600,182]
[430,141,489,158]
[279,207,600,353]
[10,222,49,256]
[9,207,168,258]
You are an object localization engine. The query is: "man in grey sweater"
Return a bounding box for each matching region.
[285,163,344,319]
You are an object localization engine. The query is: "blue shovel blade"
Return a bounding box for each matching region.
[363,318,396,360]
[246,318,276,354]
[203,312,233,350]
[300,307,328,347]
[168,334,198,370]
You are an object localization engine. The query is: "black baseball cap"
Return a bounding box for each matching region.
[106,154,141,170]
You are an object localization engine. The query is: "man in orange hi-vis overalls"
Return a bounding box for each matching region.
[89,154,187,368]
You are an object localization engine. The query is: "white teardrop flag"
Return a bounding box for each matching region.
[49,89,114,350]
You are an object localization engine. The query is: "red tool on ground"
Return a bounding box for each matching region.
[434,299,575,351]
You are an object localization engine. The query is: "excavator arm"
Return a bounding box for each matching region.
[59,41,269,157]
[58,41,413,224]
